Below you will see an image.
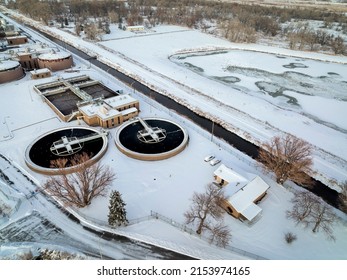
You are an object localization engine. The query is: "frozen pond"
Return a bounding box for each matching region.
[170,50,347,133]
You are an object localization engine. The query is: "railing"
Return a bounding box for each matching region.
[149,211,267,260]
[69,204,267,259]
[0,181,22,217]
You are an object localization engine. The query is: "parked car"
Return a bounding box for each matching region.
[204,155,215,162]
[210,158,221,166]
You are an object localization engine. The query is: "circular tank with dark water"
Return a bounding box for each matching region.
[115,118,188,160]
[25,126,108,175]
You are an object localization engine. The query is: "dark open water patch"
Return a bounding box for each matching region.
[213,76,241,84]
[183,62,204,73]
[255,81,299,106]
[283,62,308,69]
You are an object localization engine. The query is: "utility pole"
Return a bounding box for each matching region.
[211,121,214,142]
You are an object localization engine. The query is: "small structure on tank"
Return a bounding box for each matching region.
[50,132,105,156]
[136,118,167,144]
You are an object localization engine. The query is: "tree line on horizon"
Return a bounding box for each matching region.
[4,0,347,54]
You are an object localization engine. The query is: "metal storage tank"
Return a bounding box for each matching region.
[0,60,24,84]
[37,51,73,71]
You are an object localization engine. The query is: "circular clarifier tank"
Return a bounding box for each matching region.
[25,126,108,175]
[115,117,189,161]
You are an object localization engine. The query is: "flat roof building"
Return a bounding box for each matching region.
[79,94,139,128]
[30,68,51,80]
[34,75,139,127]
[6,35,28,45]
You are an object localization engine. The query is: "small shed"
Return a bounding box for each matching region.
[6,35,28,45]
[214,164,270,222]
[30,68,51,79]
[126,25,145,32]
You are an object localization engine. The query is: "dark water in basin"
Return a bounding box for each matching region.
[118,120,184,154]
[29,128,104,168]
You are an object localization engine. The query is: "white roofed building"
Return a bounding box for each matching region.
[214,164,270,222]
[78,94,139,128]
[30,68,51,79]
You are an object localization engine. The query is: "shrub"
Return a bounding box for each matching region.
[285,232,297,244]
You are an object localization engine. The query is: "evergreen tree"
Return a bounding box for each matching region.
[105,21,111,34]
[108,190,128,227]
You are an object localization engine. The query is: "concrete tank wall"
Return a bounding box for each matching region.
[38,56,73,71]
[0,64,24,84]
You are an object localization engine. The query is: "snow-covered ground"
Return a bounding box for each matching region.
[1,8,347,260]
[10,14,346,190]
[98,25,347,190]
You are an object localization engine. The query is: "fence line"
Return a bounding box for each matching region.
[149,211,267,260]
[0,181,22,217]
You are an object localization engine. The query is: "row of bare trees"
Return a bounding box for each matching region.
[286,23,346,54]
[287,190,337,240]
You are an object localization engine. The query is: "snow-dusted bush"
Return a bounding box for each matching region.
[284,232,297,244]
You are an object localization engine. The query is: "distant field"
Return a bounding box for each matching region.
[206,0,347,11]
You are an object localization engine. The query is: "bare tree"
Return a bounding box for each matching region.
[75,22,82,36]
[208,222,231,248]
[286,191,320,226]
[287,190,337,240]
[44,153,116,208]
[331,36,346,55]
[84,22,101,41]
[185,183,225,234]
[219,19,256,43]
[257,134,313,186]
[108,11,119,24]
[184,184,231,247]
[39,249,86,260]
[310,202,337,240]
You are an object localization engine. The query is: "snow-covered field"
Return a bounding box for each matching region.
[1,8,347,260]
[99,25,347,190]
